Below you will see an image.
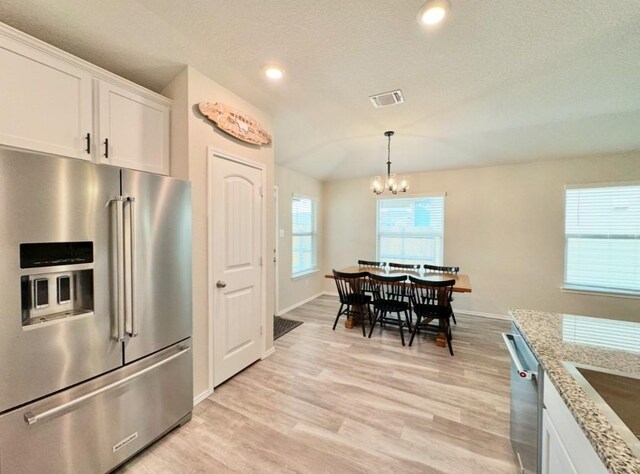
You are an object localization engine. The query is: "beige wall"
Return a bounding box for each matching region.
[162,68,189,181]
[164,66,275,399]
[275,166,324,312]
[323,153,640,322]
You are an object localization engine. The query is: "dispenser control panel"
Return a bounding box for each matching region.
[20,242,95,329]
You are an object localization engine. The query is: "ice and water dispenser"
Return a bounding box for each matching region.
[20,242,94,328]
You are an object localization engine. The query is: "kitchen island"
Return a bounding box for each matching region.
[511,309,640,474]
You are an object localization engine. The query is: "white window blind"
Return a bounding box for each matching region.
[565,184,640,294]
[292,196,317,277]
[377,196,445,265]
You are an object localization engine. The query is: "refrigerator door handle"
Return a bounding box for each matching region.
[112,196,125,342]
[23,345,191,426]
[125,196,138,337]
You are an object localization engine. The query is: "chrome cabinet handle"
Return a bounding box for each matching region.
[126,197,137,337]
[23,346,190,426]
[216,280,227,288]
[112,196,125,342]
[502,333,535,380]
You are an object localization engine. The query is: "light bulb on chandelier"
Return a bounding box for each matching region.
[370,131,409,195]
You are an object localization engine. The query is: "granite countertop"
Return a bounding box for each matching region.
[510,309,640,474]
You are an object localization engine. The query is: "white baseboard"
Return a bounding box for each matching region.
[322,291,338,297]
[261,347,276,360]
[453,308,511,321]
[276,292,323,316]
[193,388,213,407]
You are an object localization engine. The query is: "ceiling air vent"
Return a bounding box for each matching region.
[369,90,404,108]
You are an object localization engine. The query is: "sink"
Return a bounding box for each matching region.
[564,362,640,457]
[577,367,640,439]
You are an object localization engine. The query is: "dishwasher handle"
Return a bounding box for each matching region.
[502,333,536,381]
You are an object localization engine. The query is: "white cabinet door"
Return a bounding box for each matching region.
[542,374,608,474]
[0,35,92,159]
[541,409,578,474]
[98,81,169,175]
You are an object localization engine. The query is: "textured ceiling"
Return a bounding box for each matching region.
[1,0,639,180]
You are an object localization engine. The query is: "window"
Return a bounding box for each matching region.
[291,196,318,277]
[564,184,640,295]
[377,195,445,264]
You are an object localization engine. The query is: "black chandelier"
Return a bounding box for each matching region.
[370,131,408,195]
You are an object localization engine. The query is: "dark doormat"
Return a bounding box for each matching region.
[274,316,303,340]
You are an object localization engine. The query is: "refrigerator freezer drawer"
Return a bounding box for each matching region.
[0,340,193,474]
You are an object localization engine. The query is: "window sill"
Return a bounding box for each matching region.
[561,285,640,300]
[291,269,319,280]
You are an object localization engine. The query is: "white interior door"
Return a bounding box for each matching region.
[210,153,264,387]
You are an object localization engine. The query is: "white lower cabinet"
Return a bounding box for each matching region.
[0,31,92,160]
[542,374,607,474]
[98,80,169,175]
[0,23,171,175]
[541,409,578,474]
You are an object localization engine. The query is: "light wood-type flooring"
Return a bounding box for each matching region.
[118,295,516,473]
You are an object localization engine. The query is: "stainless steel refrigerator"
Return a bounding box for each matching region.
[0,148,193,473]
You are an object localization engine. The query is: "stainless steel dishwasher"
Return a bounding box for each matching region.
[503,323,544,474]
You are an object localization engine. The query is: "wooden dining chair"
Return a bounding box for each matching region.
[408,276,456,355]
[423,264,459,324]
[332,270,373,337]
[387,262,420,319]
[367,273,411,346]
[357,260,385,295]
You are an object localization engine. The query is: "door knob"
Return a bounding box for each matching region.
[216,280,227,288]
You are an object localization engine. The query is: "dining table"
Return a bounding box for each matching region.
[325,265,472,346]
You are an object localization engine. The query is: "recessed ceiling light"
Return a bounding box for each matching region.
[264,66,284,80]
[417,0,450,26]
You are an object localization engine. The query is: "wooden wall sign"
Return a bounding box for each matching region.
[199,102,272,146]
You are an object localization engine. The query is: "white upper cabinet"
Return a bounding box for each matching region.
[98,81,169,175]
[0,33,92,160]
[0,23,171,175]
